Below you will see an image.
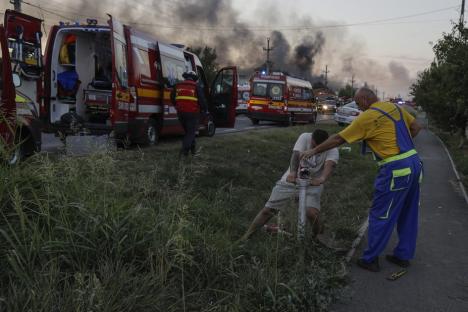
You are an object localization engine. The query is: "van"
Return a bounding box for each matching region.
[0,10,42,163]
[41,15,238,145]
[247,72,317,126]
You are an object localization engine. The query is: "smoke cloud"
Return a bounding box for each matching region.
[0,0,415,96]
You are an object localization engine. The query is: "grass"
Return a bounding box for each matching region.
[427,122,468,189]
[0,124,376,311]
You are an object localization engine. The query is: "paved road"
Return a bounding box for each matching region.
[42,113,337,154]
[332,127,468,312]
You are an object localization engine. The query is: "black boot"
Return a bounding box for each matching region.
[386,254,410,268]
[357,257,380,272]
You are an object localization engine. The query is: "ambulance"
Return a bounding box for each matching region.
[236,83,250,114]
[43,14,238,145]
[0,10,42,163]
[247,72,316,126]
[3,9,238,151]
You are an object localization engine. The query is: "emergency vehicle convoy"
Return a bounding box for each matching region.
[0,9,238,161]
[247,72,317,125]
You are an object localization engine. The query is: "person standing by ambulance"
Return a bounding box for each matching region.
[172,71,207,157]
[300,87,423,272]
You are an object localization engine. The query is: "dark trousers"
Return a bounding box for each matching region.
[178,112,199,156]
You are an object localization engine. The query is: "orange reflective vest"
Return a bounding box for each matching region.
[174,80,199,113]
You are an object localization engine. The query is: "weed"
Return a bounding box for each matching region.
[0,124,375,311]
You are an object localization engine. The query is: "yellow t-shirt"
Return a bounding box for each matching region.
[338,102,415,159]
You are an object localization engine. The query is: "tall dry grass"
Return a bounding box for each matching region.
[0,124,375,311]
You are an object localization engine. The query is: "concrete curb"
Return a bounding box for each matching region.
[432,131,468,205]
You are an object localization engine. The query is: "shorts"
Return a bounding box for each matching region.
[265,180,323,212]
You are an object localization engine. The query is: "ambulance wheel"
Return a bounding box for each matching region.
[201,117,216,137]
[7,129,31,165]
[147,119,160,145]
[251,118,259,125]
[7,145,24,165]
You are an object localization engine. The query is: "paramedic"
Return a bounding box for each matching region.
[172,71,207,156]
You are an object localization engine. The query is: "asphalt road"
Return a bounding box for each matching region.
[41,113,337,155]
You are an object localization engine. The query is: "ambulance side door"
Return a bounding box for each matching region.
[209,66,238,128]
[109,15,131,127]
[0,25,16,147]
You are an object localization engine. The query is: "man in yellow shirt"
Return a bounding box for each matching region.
[301,87,423,272]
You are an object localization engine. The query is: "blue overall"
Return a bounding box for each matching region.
[362,105,423,263]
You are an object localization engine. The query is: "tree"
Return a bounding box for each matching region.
[411,23,468,148]
[189,46,219,86]
[338,84,355,98]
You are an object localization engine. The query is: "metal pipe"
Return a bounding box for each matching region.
[297,178,309,240]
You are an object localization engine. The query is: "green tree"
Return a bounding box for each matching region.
[338,84,355,98]
[189,46,219,86]
[411,23,468,147]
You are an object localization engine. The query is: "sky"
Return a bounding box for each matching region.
[0,0,462,98]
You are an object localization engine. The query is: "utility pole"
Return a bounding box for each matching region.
[263,37,274,75]
[383,91,386,101]
[351,74,355,96]
[13,0,22,12]
[322,65,330,87]
[460,0,465,26]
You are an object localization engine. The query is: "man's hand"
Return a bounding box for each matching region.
[300,148,316,160]
[310,177,325,186]
[286,172,297,183]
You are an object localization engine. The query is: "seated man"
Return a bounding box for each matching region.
[241,129,339,240]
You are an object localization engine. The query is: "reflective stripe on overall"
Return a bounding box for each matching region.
[362,105,423,263]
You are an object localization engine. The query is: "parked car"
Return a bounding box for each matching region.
[334,101,361,125]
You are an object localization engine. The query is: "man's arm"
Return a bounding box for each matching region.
[301,134,346,159]
[286,151,300,183]
[310,160,337,186]
[409,120,422,138]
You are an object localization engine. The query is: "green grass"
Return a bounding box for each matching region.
[428,125,468,189]
[0,124,376,311]
[423,110,467,188]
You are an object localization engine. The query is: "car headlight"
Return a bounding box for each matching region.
[323,105,328,110]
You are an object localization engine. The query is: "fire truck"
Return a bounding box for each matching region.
[247,72,316,125]
[0,11,42,164]
[2,10,238,153]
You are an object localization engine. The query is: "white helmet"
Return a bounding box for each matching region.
[183,70,198,81]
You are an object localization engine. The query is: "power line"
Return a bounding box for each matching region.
[128,4,460,30]
[19,2,460,32]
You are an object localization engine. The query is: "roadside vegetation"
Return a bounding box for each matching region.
[411,22,467,189]
[429,124,467,188]
[0,124,376,311]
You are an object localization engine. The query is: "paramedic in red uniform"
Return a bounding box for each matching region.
[301,87,423,272]
[172,71,207,156]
